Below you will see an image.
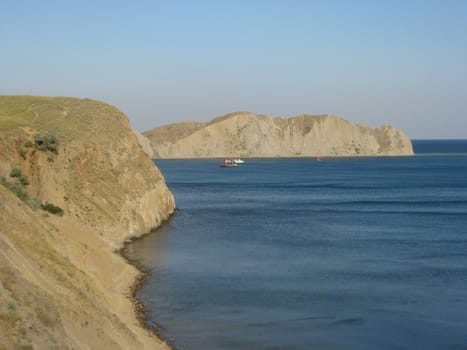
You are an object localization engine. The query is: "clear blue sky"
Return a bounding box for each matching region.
[1,0,466,138]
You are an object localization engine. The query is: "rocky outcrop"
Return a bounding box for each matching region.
[144,112,413,158]
[0,96,175,349]
[133,128,154,159]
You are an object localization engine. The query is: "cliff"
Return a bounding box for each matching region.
[144,112,413,158]
[0,96,175,349]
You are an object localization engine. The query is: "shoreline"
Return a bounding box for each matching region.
[152,154,415,160]
[119,214,177,350]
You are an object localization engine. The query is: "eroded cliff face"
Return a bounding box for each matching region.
[133,128,154,159]
[144,112,413,158]
[0,96,175,349]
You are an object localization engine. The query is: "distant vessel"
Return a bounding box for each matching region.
[233,159,245,164]
[220,159,238,168]
[315,157,324,161]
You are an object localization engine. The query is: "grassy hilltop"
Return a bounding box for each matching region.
[1,95,120,137]
[0,96,174,349]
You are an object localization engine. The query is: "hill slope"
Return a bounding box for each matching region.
[0,96,175,349]
[144,112,413,158]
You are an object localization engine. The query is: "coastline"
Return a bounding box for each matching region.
[0,96,177,348]
[119,153,467,349]
[152,154,415,160]
[119,214,177,350]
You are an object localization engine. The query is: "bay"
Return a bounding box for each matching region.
[124,140,467,350]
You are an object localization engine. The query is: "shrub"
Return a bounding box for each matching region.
[7,302,16,311]
[34,132,59,154]
[9,167,22,178]
[24,140,33,147]
[25,197,41,210]
[40,202,64,216]
[18,148,27,159]
[1,174,54,213]
[9,182,29,202]
[1,176,35,205]
[0,309,20,327]
[19,175,29,186]
[0,179,28,201]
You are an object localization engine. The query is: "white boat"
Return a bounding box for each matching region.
[220,159,238,168]
[233,159,245,164]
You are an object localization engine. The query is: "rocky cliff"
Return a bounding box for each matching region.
[0,96,175,349]
[133,128,154,159]
[144,112,413,158]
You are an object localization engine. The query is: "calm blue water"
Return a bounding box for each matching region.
[124,140,467,350]
[412,139,467,155]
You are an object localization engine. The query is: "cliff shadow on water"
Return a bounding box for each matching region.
[120,212,178,350]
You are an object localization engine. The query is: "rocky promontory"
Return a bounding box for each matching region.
[0,96,175,349]
[144,112,413,158]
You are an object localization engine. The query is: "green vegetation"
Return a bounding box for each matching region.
[34,132,58,154]
[1,176,29,202]
[0,96,135,220]
[1,169,62,214]
[19,175,29,186]
[25,197,41,210]
[9,167,22,178]
[18,148,27,159]
[9,169,30,187]
[0,308,21,327]
[40,202,64,216]
[5,167,30,194]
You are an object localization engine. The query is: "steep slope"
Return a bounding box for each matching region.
[144,112,413,158]
[144,120,206,144]
[0,96,175,349]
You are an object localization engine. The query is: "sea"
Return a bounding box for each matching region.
[124,140,467,350]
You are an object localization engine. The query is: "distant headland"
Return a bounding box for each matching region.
[143,112,413,158]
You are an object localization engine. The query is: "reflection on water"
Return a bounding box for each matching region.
[124,219,172,271]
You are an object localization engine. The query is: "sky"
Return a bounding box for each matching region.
[1,0,466,138]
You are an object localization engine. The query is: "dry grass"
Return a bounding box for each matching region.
[0,96,174,349]
[0,96,128,142]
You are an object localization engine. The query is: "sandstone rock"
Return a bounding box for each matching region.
[133,128,154,159]
[144,112,413,158]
